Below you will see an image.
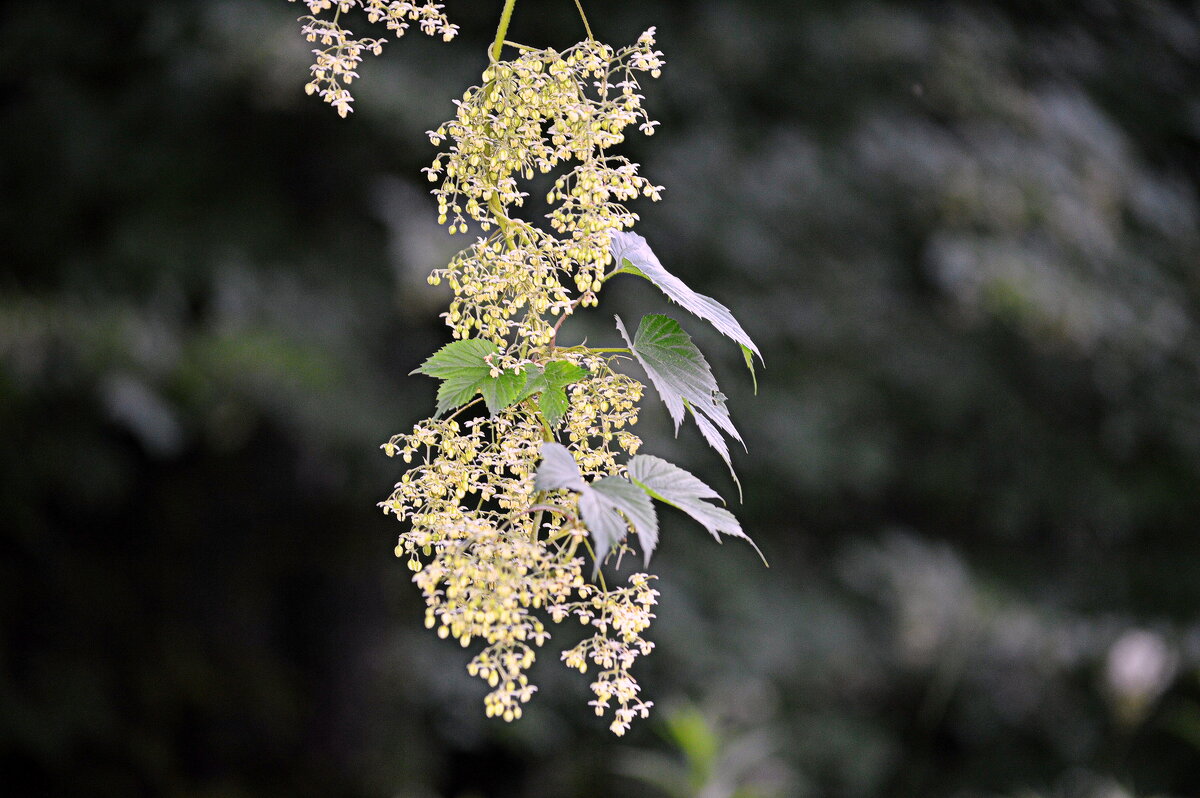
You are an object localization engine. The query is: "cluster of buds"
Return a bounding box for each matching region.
[290,0,458,117]
[382,400,657,728]
[408,517,583,720]
[560,355,645,474]
[425,31,665,343]
[558,574,659,735]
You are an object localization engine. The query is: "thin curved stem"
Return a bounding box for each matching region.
[442,396,483,424]
[512,503,579,525]
[573,0,594,41]
[580,537,608,591]
[491,0,518,62]
[548,263,625,348]
[548,296,584,347]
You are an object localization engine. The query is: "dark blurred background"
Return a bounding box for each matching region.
[3,0,1200,795]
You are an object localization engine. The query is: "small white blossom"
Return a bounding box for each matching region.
[289,0,457,116]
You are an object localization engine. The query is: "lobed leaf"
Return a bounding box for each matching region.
[591,476,658,565]
[533,443,661,571]
[435,373,488,415]
[610,231,762,373]
[416,339,550,416]
[478,368,527,415]
[515,360,589,427]
[628,454,764,563]
[615,314,745,475]
[542,360,588,386]
[577,489,630,569]
[512,364,546,404]
[627,453,720,503]
[533,442,586,493]
[538,388,571,427]
[414,339,498,378]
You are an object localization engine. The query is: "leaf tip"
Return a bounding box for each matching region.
[750,539,768,568]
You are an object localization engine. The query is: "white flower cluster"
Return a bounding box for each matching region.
[377,29,668,735]
[409,516,582,721]
[557,574,659,735]
[560,355,644,474]
[425,31,665,345]
[289,0,458,117]
[381,380,655,730]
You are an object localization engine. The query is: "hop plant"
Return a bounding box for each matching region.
[287,0,763,735]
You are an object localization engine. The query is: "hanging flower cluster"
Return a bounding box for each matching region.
[288,0,458,117]
[376,29,673,735]
[381,350,655,732]
[425,32,665,347]
[286,2,760,737]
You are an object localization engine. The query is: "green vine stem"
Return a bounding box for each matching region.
[491,0,518,62]
[573,0,594,41]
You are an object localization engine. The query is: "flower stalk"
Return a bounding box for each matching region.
[491,0,519,62]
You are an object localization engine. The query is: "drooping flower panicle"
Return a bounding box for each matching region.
[289,0,458,117]
[377,29,668,734]
[285,5,756,736]
[425,32,665,346]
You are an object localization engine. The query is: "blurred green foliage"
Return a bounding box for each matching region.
[2,0,1199,796]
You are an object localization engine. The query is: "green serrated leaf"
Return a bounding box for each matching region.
[533,445,660,572]
[539,387,570,427]
[479,368,528,415]
[416,339,535,416]
[417,340,497,415]
[741,344,758,395]
[615,314,745,473]
[610,232,762,374]
[684,399,742,499]
[578,476,656,570]
[542,360,588,387]
[511,357,585,412]
[513,364,546,404]
[415,339,498,377]
[591,476,658,565]
[435,373,485,416]
[627,454,763,563]
[537,361,587,427]
[533,442,585,492]
[577,489,628,570]
[513,361,586,424]
[627,453,720,503]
